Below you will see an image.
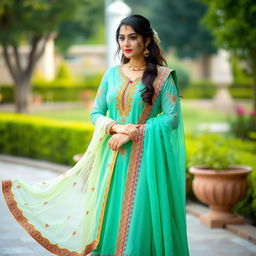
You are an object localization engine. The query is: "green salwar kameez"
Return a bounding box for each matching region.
[2,64,189,256]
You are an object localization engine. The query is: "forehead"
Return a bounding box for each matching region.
[119,25,136,35]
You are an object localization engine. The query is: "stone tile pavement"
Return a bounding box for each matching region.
[0,158,256,256]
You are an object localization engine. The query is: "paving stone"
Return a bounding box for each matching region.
[1,159,256,256]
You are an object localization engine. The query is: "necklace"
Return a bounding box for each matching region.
[127,62,147,71]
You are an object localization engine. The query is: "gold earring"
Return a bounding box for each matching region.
[143,48,150,57]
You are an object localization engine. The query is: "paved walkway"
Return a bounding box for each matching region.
[0,159,256,256]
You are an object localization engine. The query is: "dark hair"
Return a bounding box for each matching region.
[115,14,167,105]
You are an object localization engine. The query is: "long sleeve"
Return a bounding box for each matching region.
[90,69,118,134]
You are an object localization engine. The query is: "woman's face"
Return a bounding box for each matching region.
[118,24,146,59]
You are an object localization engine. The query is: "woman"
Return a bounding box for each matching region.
[2,14,189,256]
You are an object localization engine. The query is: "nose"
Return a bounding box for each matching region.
[124,38,130,47]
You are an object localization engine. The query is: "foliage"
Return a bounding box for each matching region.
[167,55,191,91]
[187,133,240,170]
[150,0,217,57]
[55,61,72,81]
[199,0,256,60]
[231,54,253,86]
[0,0,103,112]
[55,0,104,53]
[0,113,94,165]
[227,106,256,141]
[0,72,103,103]
[182,79,216,99]
[199,0,256,110]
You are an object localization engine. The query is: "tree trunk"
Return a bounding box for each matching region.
[14,76,31,113]
[2,33,52,113]
[201,53,211,78]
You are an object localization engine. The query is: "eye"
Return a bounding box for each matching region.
[118,36,124,41]
[130,36,137,40]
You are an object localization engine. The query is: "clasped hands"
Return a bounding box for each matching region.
[108,123,143,151]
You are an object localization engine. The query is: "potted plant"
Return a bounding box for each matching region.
[188,135,252,228]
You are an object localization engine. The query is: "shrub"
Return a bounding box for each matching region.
[227,106,256,141]
[0,113,94,165]
[182,79,216,99]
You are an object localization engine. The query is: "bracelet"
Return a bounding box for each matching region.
[105,121,118,135]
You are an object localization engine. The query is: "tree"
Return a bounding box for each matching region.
[149,0,217,77]
[199,0,256,110]
[0,0,102,113]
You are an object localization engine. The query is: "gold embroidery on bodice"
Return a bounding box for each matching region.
[116,65,142,123]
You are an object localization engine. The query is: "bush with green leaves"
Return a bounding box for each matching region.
[0,72,104,103]
[182,79,216,99]
[0,113,94,165]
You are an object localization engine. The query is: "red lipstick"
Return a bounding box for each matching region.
[124,49,133,53]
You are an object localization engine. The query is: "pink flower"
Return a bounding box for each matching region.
[236,106,246,116]
[250,110,256,116]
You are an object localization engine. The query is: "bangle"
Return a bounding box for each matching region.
[105,121,118,135]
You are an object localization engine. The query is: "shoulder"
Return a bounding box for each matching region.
[101,65,119,78]
[105,64,119,74]
[157,64,175,74]
[156,65,176,85]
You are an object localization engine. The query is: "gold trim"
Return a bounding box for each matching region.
[2,147,120,256]
[95,150,119,244]
[116,66,141,123]
[2,180,97,256]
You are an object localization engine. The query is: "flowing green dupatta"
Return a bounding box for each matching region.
[2,115,120,256]
[141,69,189,255]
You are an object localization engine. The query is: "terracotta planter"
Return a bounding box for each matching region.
[189,165,252,228]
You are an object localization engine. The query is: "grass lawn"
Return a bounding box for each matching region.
[28,100,229,134]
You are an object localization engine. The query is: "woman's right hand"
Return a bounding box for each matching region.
[111,123,141,141]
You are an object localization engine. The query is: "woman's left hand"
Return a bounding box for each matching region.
[108,133,131,151]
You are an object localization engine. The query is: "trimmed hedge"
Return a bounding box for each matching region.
[0,113,94,165]
[0,73,103,103]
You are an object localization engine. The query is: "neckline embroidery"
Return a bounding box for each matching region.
[117,64,142,83]
[116,66,141,123]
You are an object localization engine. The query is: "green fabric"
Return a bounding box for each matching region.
[2,64,189,256]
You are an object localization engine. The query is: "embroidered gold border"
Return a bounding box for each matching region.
[114,67,173,255]
[2,150,119,256]
[116,65,142,123]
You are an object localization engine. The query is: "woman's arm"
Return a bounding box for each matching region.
[89,69,118,134]
[143,73,180,131]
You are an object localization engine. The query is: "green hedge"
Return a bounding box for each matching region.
[0,113,94,165]
[186,133,256,219]
[0,73,103,103]
[182,79,217,99]
[0,79,252,102]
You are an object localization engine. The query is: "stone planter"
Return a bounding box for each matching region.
[189,165,252,228]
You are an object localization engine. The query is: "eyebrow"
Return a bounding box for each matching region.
[119,33,137,36]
